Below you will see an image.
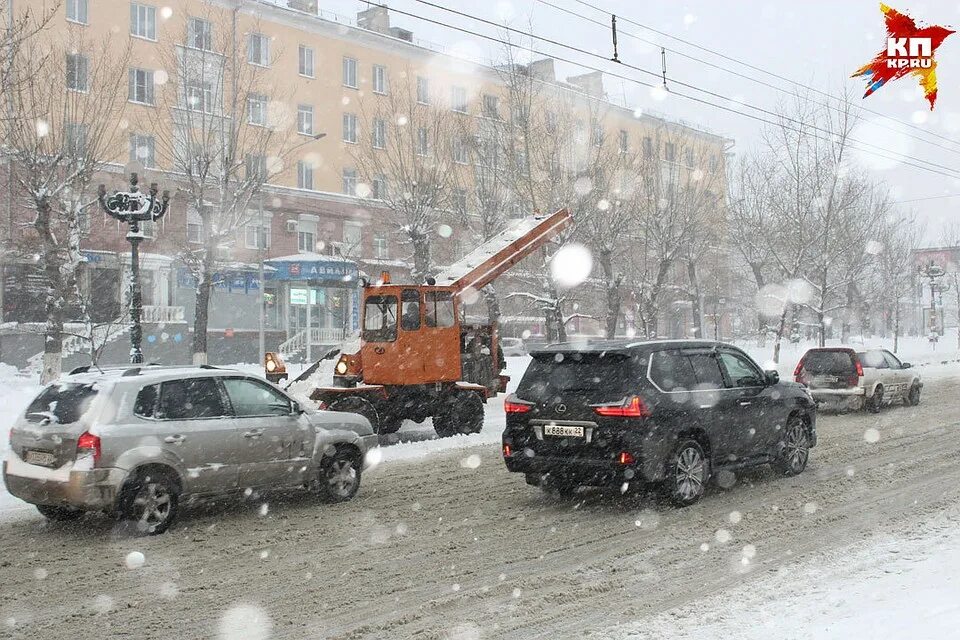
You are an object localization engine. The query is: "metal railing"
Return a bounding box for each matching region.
[278,327,346,356]
[142,305,186,323]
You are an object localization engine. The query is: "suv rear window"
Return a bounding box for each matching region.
[25,383,98,424]
[650,350,725,391]
[516,352,647,402]
[158,378,226,419]
[802,350,856,374]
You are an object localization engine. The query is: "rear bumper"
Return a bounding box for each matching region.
[809,387,865,411]
[3,458,124,511]
[504,453,643,486]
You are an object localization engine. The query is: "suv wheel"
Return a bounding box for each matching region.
[866,385,884,413]
[119,470,180,536]
[907,383,921,406]
[36,504,84,521]
[773,416,810,476]
[662,439,709,507]
[317,448,361,503]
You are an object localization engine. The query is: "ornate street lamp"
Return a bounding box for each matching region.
[97,173,170,363]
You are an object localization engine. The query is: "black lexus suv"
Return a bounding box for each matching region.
[502,340,817,506]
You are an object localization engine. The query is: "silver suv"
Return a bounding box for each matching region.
[3,365,378,535]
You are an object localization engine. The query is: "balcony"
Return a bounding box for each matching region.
[142,305,187,323]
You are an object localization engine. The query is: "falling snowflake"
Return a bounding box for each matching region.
[124,551,145,570]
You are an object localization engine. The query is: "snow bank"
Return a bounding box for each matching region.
[0,367,44,519]
[607,506,960,640]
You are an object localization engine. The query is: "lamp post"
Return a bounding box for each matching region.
[98,173,170,364]
[918,260,945,345]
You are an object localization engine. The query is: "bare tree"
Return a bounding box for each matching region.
[5,32,129,382]
[144,7,297,364]
[353,70,459,282]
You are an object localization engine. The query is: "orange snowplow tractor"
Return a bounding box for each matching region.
[265,352,288,384]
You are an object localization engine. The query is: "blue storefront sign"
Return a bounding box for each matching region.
[265,257,358,284]
[176,268,261,293]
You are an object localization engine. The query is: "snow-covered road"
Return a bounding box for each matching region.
[2,361,960,638]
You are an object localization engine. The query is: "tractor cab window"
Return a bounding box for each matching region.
[424,291,455,328]
[363,294,398,342]
[401,289,421,331]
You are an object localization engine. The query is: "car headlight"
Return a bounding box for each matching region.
[335,360,349,375]
[266,360,277,372]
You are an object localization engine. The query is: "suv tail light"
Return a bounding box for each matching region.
[76,431,101,463]
[848,354,864,387]
[794,359,806,384]
[504,397,532,414]
[593,396,651,418]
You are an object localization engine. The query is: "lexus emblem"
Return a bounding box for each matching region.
[555,403,567,413]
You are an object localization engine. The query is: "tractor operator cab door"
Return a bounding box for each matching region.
[360,289,404,385]
[421,289,461,383]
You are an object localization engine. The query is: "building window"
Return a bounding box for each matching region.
[66,53,88,92]
[129,133,156,168]
[247,33,270,66]
[482,94,499,118]
[685,148,694,167]
[545,111,557,133]
[453,137,468,164]
[416,128,428,156]
[187,221,202,244]
[341,112,357,143]
[245,220,271,249]
[451,86,467,113]
[128,68,154,104]
[592,120,603,147]
[130,3,156,40]
[186,82,213,113]
[342,57,357,88]
[619,130,628,154]
[371,118,386,149]
[67,0,88,24]
[372,175,387,200]
[247,93,267,126]
[452,188,467,215]
[297,160,314,190]
[187,17,212,51]
[297,217,318,253]
[342,168,357,195]
[246,154,266,181]
[298,45,314,77]
[65,123,87,157]
[298,105,314,136]
[343,222,362,253]
[416,76,429,104]
[664,142,676,162]
[643,136,653,159]
[709,155,719,172]
[372,64,387,94]
[373,235,388,259]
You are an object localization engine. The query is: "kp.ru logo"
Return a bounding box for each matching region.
[852,4,954,110]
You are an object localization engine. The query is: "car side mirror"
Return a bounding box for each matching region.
[764,370,780,385]
[901,362,912,369]
[292,401,304,414]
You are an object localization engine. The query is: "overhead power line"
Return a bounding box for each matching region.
[409,0,960,179]
[558,0,960,153]
[894,193,960,204]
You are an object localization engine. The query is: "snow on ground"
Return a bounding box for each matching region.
[607,505,960,640]
[0,364,43,518]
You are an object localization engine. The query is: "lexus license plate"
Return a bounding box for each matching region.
[25,450,56,467]
[544,424,584,438]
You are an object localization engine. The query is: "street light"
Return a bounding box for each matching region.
[98,172,170,364]
[258,132,327,367]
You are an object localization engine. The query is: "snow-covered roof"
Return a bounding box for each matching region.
[266,252,356,265]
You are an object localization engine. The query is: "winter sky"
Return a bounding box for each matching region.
[292,0,960,242]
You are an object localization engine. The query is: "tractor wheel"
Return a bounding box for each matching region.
[433,390,484,438]
[328,396,381,434]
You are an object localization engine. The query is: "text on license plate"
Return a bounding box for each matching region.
[543,425,584,438]
[25,450,56,467]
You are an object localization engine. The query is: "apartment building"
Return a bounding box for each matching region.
[0,0,731,366]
